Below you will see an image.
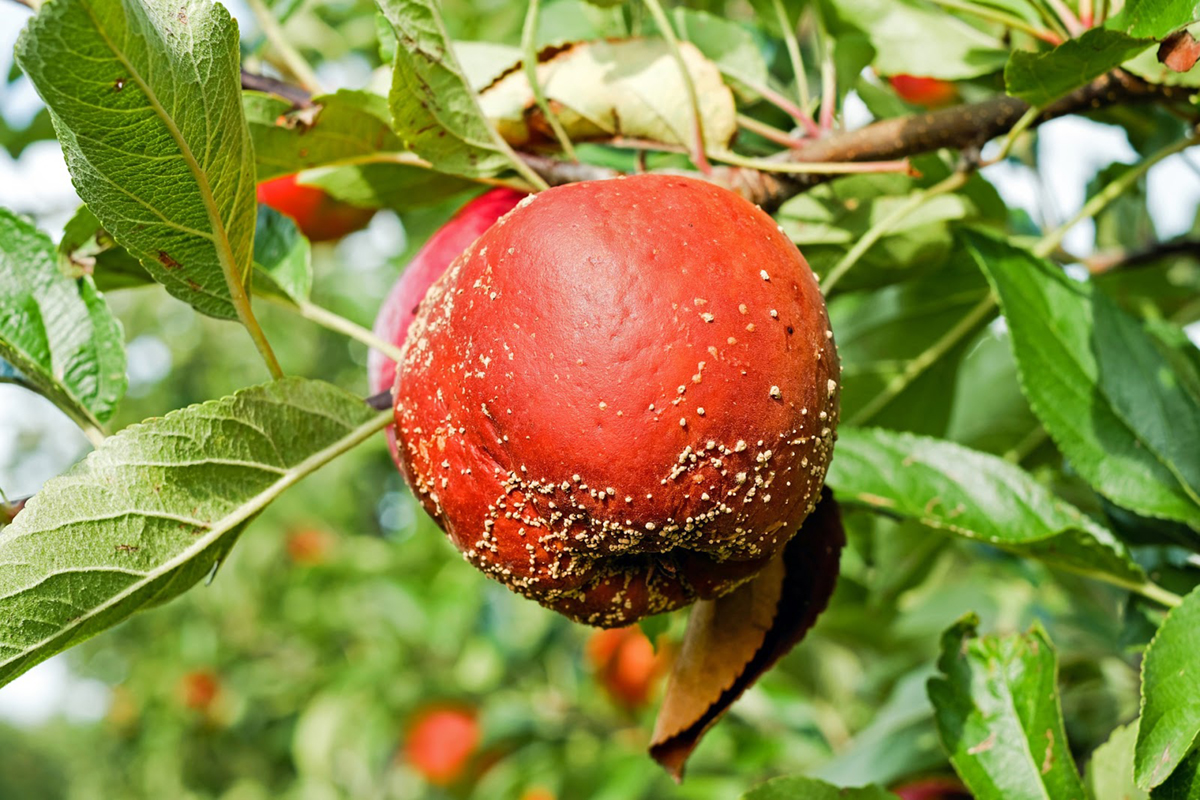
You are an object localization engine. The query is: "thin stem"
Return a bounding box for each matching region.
[817,21,837,131]
[643,0,712,174]
[743,79,822,137]
[850,294,996,425]
[521,0,578,161]
[1003,426,1049,463]
[1028,0,1072,38]
[984,105,1041,165]
[1043,0,1085,35]
[258,293,406,363]
[710,150,911,175]
[245,0,323,94]
[737,114,805,149]
[1034,134,1197,259]
[1079,0,1093,27]
[1098,574,1185,608]
[772,0,811,115]
[822,171,969,293]
[928,0,1063,44]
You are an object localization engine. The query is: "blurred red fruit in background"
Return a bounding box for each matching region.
[892,777,972,799]
[404,706,481,785]
[286,527,332,566]
[889,75,958,108]
[587,626,668,710]
[256,174,376,242]
[179,670,220,712]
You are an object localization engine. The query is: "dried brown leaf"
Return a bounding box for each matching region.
[1158,30,1200,73]
[648,489,845,780]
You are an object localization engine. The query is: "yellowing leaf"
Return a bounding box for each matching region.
[479,38,736,150]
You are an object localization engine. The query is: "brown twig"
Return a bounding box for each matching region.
[241,68,1193,212]
[1086,238,1200,274]
[240,69,315,107]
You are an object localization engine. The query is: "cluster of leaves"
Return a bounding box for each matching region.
[1,0,1200,796]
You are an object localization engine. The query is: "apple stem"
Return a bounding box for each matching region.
[641,0,713,175]
[520,0,579,162]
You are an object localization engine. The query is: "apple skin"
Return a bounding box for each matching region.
[587,626,667,710]
[392,174,840,627]
[369,188,528,399]
[404,706,480,786]
[889,75,958,108]
[256,174,376,243]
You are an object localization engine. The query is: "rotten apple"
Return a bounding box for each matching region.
[389,174,840,627]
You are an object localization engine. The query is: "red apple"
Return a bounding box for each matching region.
[587,626,667,710]
[404,706,481,786]
[256,174,376,243]
[179,670,220,712]
[390,174,840,627]
[889,75,958,108]
[286,527,332,566]
[369,188,527,398]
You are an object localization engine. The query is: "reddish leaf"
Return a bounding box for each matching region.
[1158,30,1200,73]
[648,488,845,779]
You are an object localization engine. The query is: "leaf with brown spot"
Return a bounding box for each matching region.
[1158,30,1200,73]
[648,488,844,780]
[928,614,1085,798]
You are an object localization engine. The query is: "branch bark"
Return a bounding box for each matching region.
[1086,238,1200,274]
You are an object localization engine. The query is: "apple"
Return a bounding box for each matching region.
[404,705,480,786]
[285,527,332,566]
[179,669,220,712]
[256,174,376,243]
[889,75,958,108]
[390,174,839,626]
[587,626,667,710]
[892,777,971,799]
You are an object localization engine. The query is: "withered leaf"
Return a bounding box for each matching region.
[1158,30,1200,73]
[478,38,737,151]
[649,488,845,780]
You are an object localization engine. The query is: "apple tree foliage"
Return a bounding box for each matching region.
[1,0,1200,796]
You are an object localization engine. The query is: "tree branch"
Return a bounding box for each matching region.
[241,68,1192,212]
[1086,238,1200,274]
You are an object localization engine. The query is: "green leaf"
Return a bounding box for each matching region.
[1106,0,1200,38]
[1136,586,1200,790]
[673,9,770,101]
[251,205,311,304]
[58,205,153,291]
[1086,723,1149,800]
[378,0,521,177]
[827,427,1148,585]
[821,0,1009,79]
[16,0,258,320]
[740,775,899,800]
[0,207,126,430]
[829,259,990,435]
[964,228,1200,532]
[1004,28,1154,105]
[244,90,405,182]
[0,378,388,688]
[637,612,670,650]
[928,615,1086,799]
[1151,748,1200,799]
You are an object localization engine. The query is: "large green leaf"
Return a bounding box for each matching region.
[822,0,1009,79]
[964,229,1200,532]
[1106,0,1200,38]
[673,9,770,102]
[1151,748,1200,799]
[828,427,1147,585]
[829,260,990,435]
[1136,586,1200,790]
[0,208,126,430]
[1005,28,1154,105]
[0,378,389,688]
[741,775,898,800]
[928,615,1086,799]
[16,0,258,320]
[378,0,520,177]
